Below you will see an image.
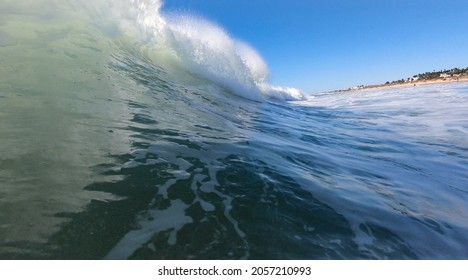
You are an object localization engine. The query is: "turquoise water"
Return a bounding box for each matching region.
[1,0,467,259]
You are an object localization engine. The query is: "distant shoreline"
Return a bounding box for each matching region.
[333,76,468,93]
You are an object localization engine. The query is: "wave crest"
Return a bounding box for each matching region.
[127,0,307,101]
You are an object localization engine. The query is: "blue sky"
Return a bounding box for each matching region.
[162,0,468,93]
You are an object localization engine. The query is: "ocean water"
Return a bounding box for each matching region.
[1,0,467,259]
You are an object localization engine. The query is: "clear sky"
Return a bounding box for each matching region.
[162,0,468,93]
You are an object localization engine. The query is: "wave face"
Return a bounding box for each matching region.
[1,0,468,259]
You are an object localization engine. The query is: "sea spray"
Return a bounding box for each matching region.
[163,13,266,101]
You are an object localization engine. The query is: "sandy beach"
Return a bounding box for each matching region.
[339,75,468,93]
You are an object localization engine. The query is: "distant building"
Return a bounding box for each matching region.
[440,73,451,78]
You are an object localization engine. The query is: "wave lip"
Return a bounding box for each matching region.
[162,13,265,101]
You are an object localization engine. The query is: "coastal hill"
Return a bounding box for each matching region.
[336,67,468,92]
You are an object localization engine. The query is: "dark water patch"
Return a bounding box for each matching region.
[131,113,159,125]
[217,156,358,259]
[127,125,180,139]
[0,241,50,260]
[193,124,224,132]
[45,155,176,259]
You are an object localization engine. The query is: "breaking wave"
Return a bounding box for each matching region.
[35,0,307,101]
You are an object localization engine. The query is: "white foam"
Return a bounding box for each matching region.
[258,83,308,101]
[162,13,264,101]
